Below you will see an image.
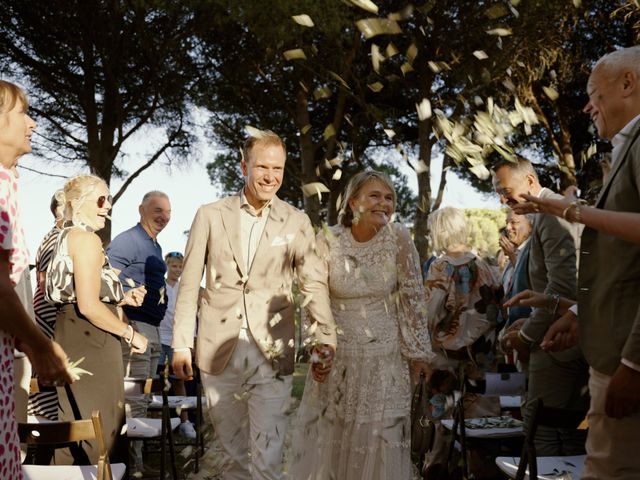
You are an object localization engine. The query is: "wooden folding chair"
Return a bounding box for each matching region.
[19,410,126,480]
[495,398,587,479]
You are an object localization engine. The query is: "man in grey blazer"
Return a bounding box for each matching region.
[493,158,589,455]
[171,130,336,479]
[576,46,640,478]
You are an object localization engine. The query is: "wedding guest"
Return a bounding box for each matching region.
[499,211,533,330]
[27,191,65,425]
[421,206,502,476]
[158,250,197,439]
[0,79,72,479]
[291,170,433,480]
[509,46,640,477]
[46,174,148,465]
[493,157,589,456]
[24,190,65,465]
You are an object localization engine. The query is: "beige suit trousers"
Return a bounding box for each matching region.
[202,328,293,480]
[583,368,640,479]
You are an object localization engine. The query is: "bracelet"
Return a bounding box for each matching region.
[517,330,534,348]
[546,293,561,317]
[561,203,576,222]
[562,200,587,224]
[122,325,134,345]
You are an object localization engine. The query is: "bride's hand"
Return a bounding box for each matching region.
[310,345,335,383]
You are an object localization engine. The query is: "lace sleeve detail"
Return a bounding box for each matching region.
[393,223,435,361]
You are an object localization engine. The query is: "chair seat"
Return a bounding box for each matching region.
[126,417,181,438]
[442,416,524,438]
[148,395,207,410]
[22,463,126,480]
[500,395,523,409]
[495,455,586,479]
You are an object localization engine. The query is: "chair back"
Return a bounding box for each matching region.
[515,399,587,480]
[19,410,114,480]
[466,372,526,396]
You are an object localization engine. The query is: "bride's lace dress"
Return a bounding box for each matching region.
[290,223,433,479]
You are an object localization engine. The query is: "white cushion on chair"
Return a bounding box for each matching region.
[148,395,207,410]
[22,462,126,480]
[495,455,586,479]
[441,417,523,438]
[125,417,181,438]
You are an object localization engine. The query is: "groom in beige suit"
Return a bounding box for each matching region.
[172,130,336,479]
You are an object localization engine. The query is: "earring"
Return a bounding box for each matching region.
[352,209,361,225]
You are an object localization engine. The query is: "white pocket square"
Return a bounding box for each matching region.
[271,233,295,246]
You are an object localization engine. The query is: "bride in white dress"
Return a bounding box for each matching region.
[291,171,434,479]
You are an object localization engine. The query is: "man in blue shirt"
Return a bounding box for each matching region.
[106,190,171,476]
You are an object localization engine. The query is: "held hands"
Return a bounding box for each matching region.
[310,344,335,383]
[605,364,640,419]
[172,350,194,381]
[122,285,147,307]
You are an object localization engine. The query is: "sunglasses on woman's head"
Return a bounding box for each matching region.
[97,195,113,208]
[167,251,183,258]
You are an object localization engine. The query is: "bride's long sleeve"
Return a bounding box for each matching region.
[393,223,435,361]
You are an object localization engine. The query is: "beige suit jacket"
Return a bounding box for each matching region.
[172,195,336,376]
[579,120,640,375]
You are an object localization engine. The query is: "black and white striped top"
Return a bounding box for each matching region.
[27,226,60,420]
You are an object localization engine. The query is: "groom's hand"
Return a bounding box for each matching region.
[172,350,194,380]
[311,344,335,383]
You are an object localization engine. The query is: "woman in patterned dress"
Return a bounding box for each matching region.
[46,174,148,465]
[422,207,503,476]
[0,80,73,479]
[291,171,434,479]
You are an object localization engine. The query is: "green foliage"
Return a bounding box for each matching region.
[0,0,199,192]
[463,208,507,259]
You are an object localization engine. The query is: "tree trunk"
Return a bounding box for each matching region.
[414,117,434,264]
[432,154,451,212]
[295,87,321,225]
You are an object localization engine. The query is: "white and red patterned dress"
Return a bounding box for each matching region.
[0,164,29,480]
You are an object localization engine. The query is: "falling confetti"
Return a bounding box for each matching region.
[292,14,314,27]
[349,0,379,14]
[416,98,432,121]
[486,27,512,36]
[283,49,307,61]
[301,182,330,197]
[542,85,559,101]
[473,50,489,60]
[356,18,402,39]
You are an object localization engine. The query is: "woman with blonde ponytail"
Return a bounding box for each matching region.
[45,174,148,466]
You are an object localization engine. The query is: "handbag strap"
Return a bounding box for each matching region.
[64,383,92,465]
